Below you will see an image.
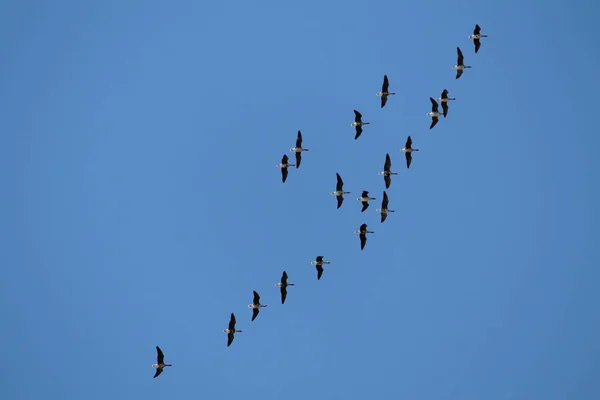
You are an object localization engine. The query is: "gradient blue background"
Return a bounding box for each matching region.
[2,0,599,399]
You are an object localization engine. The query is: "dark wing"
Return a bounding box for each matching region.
[430,116,439,129]
[457,47,464,65]
[253,290,260,305]
[405,136,412,149]
[282,154,289,164]
[382,75,389,92]
[384,153,391,171]
[153,368,163,378]
[251,307,259,321]
[281,166,288,183]
[406,152,412,169]
[336,173,344,191]
[228,313,236,331]
[353,109,362,122]
[316,256,323,262]
[441,89,449,99]
[281,271,288,285]
[381,94,388,108]
[156,346,164,364]
[384,174,391,189]
[456,69,464,79]
[316,264,324,280]
[227,332,234,347]
[354,125,363,140]
[295,152,301,169]
[280,286,288,304]
[361,190,369,198]
[474,39,481,53]
[442,102,449,117]
[360,223,367,231]
[474,24,481,35]
[336,195,344,209]
[360,233,367,250]
[296,131,302,148]
[430,97,439,112]
[382,191,389,209]
[361,201,369,212]
[381,211,388,223]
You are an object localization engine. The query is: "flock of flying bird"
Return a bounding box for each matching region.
[151,24,488,378]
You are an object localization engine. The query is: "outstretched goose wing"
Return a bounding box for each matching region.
[430,116,439,129]
[316,264,324,280]
[384,153,391,171]
[430,97,439,112]
[156,346,165,364]
[354,125,363,140]
[336,173,344,191]
[457,47,464,65]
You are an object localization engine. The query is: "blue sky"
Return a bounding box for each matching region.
[1,0,599,398]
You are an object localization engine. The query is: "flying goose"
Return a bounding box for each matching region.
[223,313,242,347]
[400,136,419,169]
[249,290,267,321]
[376,75,395,108]
[351,110,370,140]
[357,190,376,212]
[276,154,295,183]
[436,89,456,118]
[311,256,331,280]
[427,97,442,129]
[290,130,309,168]
[152,346,172,378]
[376,191,395,223]
[275,271,294,304]
[378,153,398,189]
[331,172,351,209]
[468,24,487,53]
[354,223,374,250]
[452,47,471,79]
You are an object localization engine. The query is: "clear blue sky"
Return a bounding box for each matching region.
[1,0,599,399]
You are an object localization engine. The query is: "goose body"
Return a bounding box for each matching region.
[452,47,471,79]
[310,256,331,280]
[351,110,370,139]
[249,290,267,321]
[275,271,295,304]
[377,153,398,189]
[223,313,243,347]
[376,75,396,108]
[354,223,374,250]
[357,190,376,212]
[289,131,309,168]
[277,154,295,183]
[331,173,351,209]
[376,191,395,223]
[468,24,487,53]
[400,136,419,168]
[152,346,172,378]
